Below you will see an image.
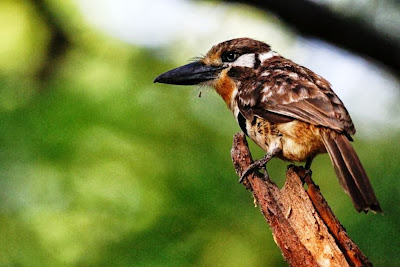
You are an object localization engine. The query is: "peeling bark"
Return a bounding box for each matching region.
[231,132,372,266]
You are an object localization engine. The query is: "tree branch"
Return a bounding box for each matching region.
[231,132,372,267]
[30,0,71,83]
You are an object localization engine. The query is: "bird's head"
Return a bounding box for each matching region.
[154,38,277,106]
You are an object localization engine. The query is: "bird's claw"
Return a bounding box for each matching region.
[239,161,269,183]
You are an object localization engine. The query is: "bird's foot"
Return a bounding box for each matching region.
[299,167,312,184]
[239,158,270,183]
[286,164,296,170]
[259,166,270,181]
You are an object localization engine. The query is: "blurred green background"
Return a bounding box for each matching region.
[0,0,399,266]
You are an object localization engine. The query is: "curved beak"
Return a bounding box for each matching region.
[154,61,225,85]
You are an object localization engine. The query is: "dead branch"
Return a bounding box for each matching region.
[231,132,372,267]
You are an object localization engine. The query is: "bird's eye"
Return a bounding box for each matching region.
[221,51,239,62]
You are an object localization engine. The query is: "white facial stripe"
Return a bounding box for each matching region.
[231,54,255,68]
[259,51,278,62]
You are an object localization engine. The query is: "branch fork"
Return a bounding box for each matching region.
[231,132,371,267]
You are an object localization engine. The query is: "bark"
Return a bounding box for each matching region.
[231,132,372,267]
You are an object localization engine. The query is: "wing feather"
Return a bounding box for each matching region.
[237,58,355,135]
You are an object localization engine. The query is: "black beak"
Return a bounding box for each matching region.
[154,61,225,85]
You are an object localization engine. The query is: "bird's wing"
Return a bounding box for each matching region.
[237,59,355,135]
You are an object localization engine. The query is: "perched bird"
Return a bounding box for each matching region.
[154,38,381,213]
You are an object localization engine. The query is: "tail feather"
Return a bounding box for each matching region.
[322,132,382,213]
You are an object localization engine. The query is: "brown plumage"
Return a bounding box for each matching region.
[154,38,381,213]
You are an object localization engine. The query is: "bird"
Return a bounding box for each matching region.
[154,37,381,213]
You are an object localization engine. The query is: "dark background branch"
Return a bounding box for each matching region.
[221,0,400,77]
[30,0,71,83]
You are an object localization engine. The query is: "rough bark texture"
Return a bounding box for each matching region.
[303,174,372,267]
[231,132,372,267]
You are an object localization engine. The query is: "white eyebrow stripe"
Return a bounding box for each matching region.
[259,51,278,62]
[231,54,255,68]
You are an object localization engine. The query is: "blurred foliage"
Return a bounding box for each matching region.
[0,0,399,266]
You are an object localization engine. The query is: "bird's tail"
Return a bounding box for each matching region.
[321,131,382,213]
